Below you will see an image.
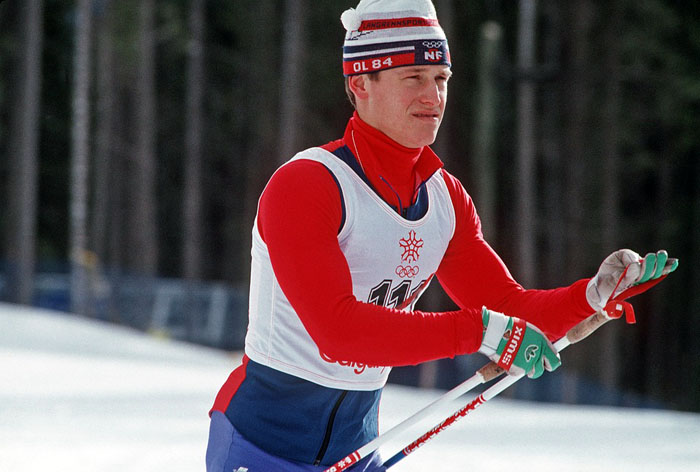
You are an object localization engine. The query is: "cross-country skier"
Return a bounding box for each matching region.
[206,1,677,471]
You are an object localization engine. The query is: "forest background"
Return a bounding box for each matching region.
[1,0,699,412]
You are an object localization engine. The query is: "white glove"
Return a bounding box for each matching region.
[586,249,678,312]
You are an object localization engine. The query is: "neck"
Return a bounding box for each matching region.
[346,113,423,211]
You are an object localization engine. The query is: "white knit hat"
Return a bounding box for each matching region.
[341,0,451,76]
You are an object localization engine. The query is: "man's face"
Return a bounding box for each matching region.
[356,65,452,148]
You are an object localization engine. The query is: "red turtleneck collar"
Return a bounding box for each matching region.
[332,112,444,212]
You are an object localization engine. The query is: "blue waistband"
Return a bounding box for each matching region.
[225,359,382,466]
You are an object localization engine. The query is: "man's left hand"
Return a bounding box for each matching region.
[586,249,678,311]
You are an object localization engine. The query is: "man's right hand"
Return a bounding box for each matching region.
[477,307,561,379]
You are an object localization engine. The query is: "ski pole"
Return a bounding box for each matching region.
[381,272,670,469]
[381,305,633,469]
[322,361,506,472]
[325,269,666,471]
[323,306,623,472]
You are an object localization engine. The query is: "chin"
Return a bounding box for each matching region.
[416,131,439,147]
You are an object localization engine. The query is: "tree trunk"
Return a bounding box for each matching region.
[541,0,565,288]
[598,0,623,401]
[691,150,700,409]
[5,0,43,305]
[130,0,158,275]
[277,0,307,164]
[238,0,278,282]
[69,0,93,315]
[92,0,116,267]
[560,0,595,404]
[562,0,594,281]
[183,0,206,280]
[471,21,502,242]
[514,0,538,287]
[647,154,673,399]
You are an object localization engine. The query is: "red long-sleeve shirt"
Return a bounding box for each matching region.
[256,113,592,367]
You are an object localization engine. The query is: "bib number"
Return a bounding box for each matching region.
[368,279,427,309]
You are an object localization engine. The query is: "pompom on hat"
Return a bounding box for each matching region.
[341,0,451,76]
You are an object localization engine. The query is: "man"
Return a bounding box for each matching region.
[206,1,677,471]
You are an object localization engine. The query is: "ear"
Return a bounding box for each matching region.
[348,74,370,101]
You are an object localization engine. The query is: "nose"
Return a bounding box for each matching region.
[419,80,442,106]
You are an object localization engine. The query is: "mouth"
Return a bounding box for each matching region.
[412,111,441,121]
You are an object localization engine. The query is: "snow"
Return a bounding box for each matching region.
[2,302,699,471]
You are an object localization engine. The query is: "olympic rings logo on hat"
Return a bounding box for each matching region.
[422,40,444,49]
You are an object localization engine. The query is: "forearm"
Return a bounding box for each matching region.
[294,284,484,366]
[437,238,592,340]
[492,279,593,339]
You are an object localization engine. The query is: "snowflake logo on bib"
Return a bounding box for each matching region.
[396,230,423,278]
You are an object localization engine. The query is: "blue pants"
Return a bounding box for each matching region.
[206,411,386,472]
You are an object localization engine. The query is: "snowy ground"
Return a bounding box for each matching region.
[2,302,699,471]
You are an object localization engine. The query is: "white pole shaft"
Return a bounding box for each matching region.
[380,315,602,469]
[325,311,607,472]
[369,373,482,451]
[324,371,486,471]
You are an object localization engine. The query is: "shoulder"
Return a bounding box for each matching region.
[263,155,342,206]
[438,169,482,237]
[258,157,343,241]
[438,169,473,207]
